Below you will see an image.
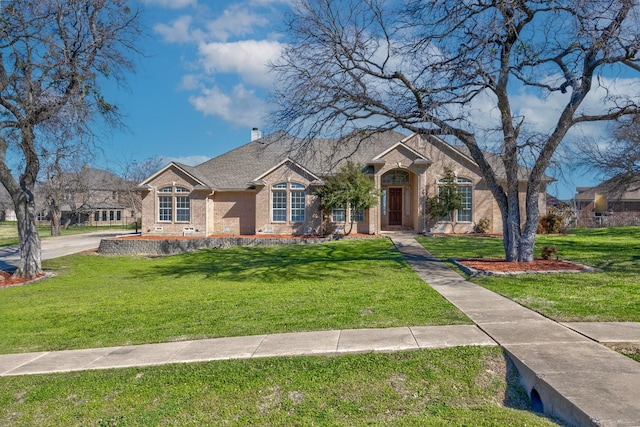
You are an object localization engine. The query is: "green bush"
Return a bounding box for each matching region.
[473,218,491,233]
[540,245,558,260]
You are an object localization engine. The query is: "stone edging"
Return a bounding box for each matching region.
[0,272,55,289]
[450,259,599,277]
[98,234,381,256]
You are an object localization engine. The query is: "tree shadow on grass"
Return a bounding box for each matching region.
[418,233,640,275]
[128,239,409,285]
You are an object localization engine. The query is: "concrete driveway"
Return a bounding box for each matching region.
[0,230,133,271]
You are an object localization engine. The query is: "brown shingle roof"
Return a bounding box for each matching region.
[192,130,409,189]
[188,131,553,190]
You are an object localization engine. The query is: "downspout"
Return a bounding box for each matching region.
[207,190,215,235]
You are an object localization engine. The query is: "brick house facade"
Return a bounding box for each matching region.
[137,131,550,236]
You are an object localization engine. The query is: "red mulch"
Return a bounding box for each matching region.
[0,271,46,288]
[119,235,203,240]
[457,258,585,273]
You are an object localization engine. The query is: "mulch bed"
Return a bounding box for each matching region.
[0,271,47,288]
[115,233,378,240]
[117,234,326,240]
[455,258,590,275]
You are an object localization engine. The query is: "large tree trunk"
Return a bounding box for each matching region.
[502,207,519,262]
[517,178,544,262]
[47,196,61,236]
[0,129,45,279]
[13,193,43,279]
[517,226,537,262]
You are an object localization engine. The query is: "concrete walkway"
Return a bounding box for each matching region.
[390,233,640,427]
[0,230,131,271]
[0,325,496,376]
[2,232,640,426]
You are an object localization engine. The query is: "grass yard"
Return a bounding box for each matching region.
[0,238,470,354]
[0,347,560,426]
[416,227,640,322]
[0,236,569,425]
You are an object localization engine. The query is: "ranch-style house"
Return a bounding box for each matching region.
[137,130,551,236]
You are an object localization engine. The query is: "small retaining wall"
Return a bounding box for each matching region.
[98,235,377,256]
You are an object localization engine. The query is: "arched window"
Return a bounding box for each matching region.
[158,186,191,223]
[272,182,306,223]
[382,169,410,185]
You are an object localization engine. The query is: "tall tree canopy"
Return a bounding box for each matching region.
[271,0,640,261]
[0,0,141,277]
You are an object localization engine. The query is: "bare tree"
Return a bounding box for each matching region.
[579,115,640,191]
[39,129,94,236]
[119,156,164,225]
[0,0,141,278]
[271,0,640,261]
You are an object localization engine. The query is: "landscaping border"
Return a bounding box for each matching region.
[451,258,598,276]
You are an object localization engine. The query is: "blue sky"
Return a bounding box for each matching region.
[97,0,627,200]
[101,0,291,170]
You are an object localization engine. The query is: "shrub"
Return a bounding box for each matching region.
[473,218,491,234]
[537,214,562,234]
[547,202,576,232]
[541,245,558,260]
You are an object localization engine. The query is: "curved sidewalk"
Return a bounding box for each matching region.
[390,233,640,427]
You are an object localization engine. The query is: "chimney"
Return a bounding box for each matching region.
[251,127,262,141]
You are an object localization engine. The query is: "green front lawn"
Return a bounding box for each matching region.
[0,347,559,426]
[1,238,469,354]
[0,235,575,425]
[416,227,640,322]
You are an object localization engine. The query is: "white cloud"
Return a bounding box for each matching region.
[180,74,203,91]
[249,0,295,5]
[189,84,268,127]
[198,39,284,87]
[154,15,194,43]
[205,4,269,42]
[141,0,197,9]
[149,1,290,126]
[461,76,640,144]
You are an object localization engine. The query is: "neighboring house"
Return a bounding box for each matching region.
[137,130,552,236]
[36,166,140,227]
[574,176,640,226]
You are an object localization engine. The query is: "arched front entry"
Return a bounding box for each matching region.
[380,168,417,230]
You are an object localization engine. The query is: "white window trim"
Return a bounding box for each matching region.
[175,195,191,223]
[271,188,287,222]
[271,182,307,223]
[436,177,473,223]
[157,185,192,223]
[332,206,346,222]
